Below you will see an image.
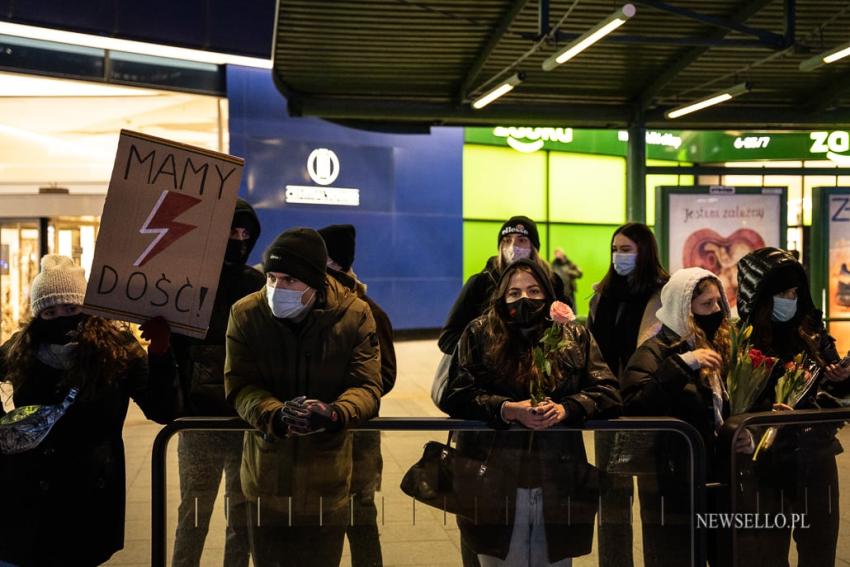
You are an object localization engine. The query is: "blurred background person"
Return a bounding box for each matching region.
[320,224,397,567]
[551,248,582,315]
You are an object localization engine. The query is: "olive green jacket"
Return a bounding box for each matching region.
[224,276,382,517]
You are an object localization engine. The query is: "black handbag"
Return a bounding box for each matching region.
[400,433,499,518]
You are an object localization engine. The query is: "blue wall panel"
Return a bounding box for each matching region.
[227,66,463,329]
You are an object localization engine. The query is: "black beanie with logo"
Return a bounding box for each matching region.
[262,228,328,289]
[318,224,356,272]
[498,216,540,250]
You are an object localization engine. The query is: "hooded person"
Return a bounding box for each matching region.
[158,198,265,567]
[733,247,850,567]
[0,255,177,566]
[438,215,568,355]
[621,267,742,567]
[224,227,382,567]
[319,223,396,567]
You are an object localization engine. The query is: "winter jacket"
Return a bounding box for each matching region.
[443,316,622,560]
[328,268,396,395]
[587,288,663,373]
[171,199,265,417]
[224,276,382,519]
[621,267,732,480]
[0,329,177,566]
[622,326,728,480]
[438,256,568,354]
[736,247,846,462]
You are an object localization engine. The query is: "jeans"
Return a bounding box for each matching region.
[477,488,572,567]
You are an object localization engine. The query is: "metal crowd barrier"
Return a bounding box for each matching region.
[151,417,707,567]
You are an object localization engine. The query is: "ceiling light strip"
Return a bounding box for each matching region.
[542,4,636,71]
[0,21,272,69]
[665,83,750,119]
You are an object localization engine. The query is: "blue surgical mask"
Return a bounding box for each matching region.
[0,388,77,454]
[266,286,314,319]
[612,252,637,276]
[772,296,797,322]
[503,245,531,264]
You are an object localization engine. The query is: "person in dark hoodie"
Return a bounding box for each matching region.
[146,198,264,567]
[319,223,396,567]
[734,247,850,567]
[438,215,568,356]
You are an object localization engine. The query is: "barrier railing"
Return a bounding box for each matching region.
[151,417,707,567]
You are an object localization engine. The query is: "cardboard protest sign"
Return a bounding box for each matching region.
[84,130,244,338]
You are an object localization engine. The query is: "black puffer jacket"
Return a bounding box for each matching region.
[622,326,728,480]
[443,314,621,561]
[737,247,846,464]
[171,199,265,416]
[438,256,568,354]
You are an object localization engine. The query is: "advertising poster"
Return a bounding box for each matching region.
[822,190,850,352]
[660,187,786,316]
[84,130,244,338]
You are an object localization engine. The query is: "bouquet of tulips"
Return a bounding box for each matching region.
[530,302,575,406]
[726,325,777,415]
[752,353,816,461]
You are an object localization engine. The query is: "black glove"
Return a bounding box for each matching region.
[278,396,342,436]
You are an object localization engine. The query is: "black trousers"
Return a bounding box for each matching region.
[346,431,383,567]
[595,431,635,567]
[734,453,839,567]
[172,431,250,567]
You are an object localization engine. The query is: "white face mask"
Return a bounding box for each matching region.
[503,245,532,264]
[612,252,638,276]
[772,296,798,322]
[266,286,315,319]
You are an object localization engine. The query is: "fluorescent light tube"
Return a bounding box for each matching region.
[800,41,850,71]
[472,73,525,110]
[0,21,272,69]
[665,83,750,119]
[542,4,636,71]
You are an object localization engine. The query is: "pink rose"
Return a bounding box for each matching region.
[550,301,575,324]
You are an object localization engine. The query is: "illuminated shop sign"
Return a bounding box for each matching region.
[617,130,683,149]
[492,127,573,153]
[285,148,360,206]
[810,131,850,166]
[733,136,771,149]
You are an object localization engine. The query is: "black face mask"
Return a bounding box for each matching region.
[33,313,86,345]
[224,238,250,265]
[694,311,724,341]
[500,298,547,328]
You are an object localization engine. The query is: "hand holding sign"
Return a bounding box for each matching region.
[84,130,244,338]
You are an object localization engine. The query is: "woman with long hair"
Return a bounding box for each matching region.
[0,255,177,566]
[621,268,748,567]
[443,258,621,566]
[587,222,668,567]
[734,247,850,567]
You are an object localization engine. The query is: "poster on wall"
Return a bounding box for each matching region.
[84,130,244,338]
[812,187,850,354]
[657,186,787,316]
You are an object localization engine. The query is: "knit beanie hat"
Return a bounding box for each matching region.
[318,224,356,272]
[262,228,328,289]
[31,255,87,317]
[499,216,540,250]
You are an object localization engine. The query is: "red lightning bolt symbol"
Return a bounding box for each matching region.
[134,190,203,267]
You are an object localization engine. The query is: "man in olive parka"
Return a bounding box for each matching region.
[224,227,382,567]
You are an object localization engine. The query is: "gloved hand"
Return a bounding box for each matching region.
[278,396,341,436]
[139,316,171,355]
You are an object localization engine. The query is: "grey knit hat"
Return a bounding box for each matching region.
[31,255,87,317]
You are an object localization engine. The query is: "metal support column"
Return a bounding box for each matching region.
[626,118,647,223]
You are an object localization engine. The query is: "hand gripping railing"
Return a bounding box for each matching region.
[151,416,707,567]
